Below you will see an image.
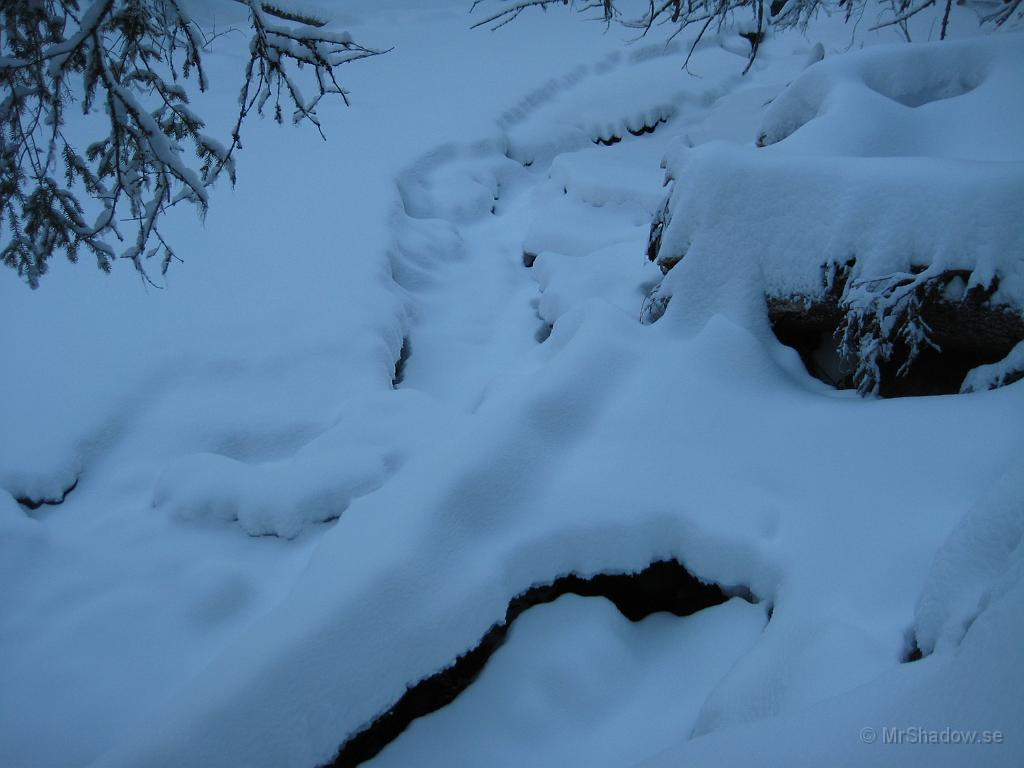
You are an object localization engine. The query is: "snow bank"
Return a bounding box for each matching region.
[757,36,1021,160]
[369,596,766,768]
[657,143,1024,304]
[651,34,1024,392]
[659,34,1024,300]
[914,463,1024,655]
[640,557,1024,767]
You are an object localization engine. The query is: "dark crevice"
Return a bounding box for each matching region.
[17,476,79,511]
[323,560,745,768]
[593,117,668,147]
[769,291,1023,397]
[628,118,666,136]
[522,251,537,269]
[391,337,411,388]
[903,640,924,664]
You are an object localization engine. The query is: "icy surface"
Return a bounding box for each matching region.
[1,3,1022,768]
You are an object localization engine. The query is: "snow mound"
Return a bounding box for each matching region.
[153,390,452,538]
[533,245,660,325]
[757,37,1005,151]
[914,463,1024,655]
[651,34,1024,393]
[523,191,649,261]
[548,144,667,214]
[369,596,766,768]
[396,148,526,223]
[658,143,1024,305]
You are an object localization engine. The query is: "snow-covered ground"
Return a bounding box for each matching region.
[1,2,1022,767]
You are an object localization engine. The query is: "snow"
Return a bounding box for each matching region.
[640,569,1024,768]
[962,339,1024,392]
[657,34,1024,307]
[651,32,1024,392]
[914,462,1024,655]
[2,3,1023,768]
[152,389,453,538]
[368,596,767,768]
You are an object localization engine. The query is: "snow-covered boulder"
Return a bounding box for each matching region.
[645,35,1024,396]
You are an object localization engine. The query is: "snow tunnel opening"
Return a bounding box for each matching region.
[323,560,747,768]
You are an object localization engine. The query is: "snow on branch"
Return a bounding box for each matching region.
[473,0,1019,72]
[472,0,779,73]
[839,267,947,396]
[0,0,386,287]
[470,1,615,31]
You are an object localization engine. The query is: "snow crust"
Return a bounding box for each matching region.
[1,3,1022,768]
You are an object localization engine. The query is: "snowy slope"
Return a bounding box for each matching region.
[1,2,1022,768]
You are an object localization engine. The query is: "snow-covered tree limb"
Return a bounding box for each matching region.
[471,0,805,73]
[1,0,386,287]
[473,0,1019,71]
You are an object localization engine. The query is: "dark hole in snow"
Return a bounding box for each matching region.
[322,560,744,768]
[882,344,1008,398]
[770,318,854,391]
[392,337,411,388]
[522,251,537,269]
[17,476,79,511]
[903,640,924,664]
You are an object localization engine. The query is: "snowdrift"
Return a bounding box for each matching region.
[648,35,1024,396]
